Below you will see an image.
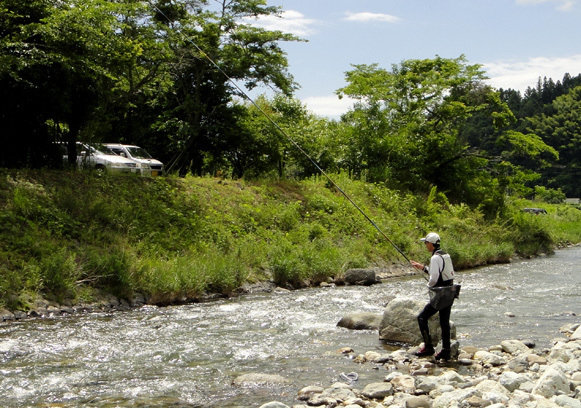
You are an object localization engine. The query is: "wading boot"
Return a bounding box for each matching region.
[435,348,451,361]
[414,345,435,357]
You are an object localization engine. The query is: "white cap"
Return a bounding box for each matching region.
[420,232,440,244]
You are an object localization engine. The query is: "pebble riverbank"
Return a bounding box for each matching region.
[258,323,581,408]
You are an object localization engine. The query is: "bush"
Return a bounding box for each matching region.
[534,186,566,204]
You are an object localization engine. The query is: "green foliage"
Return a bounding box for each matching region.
[1,169,580,310]
[526,86,581,197]
[0,0,301,175]
[534,186,566,204]
[503,210,553,256]
[335,55,529,210]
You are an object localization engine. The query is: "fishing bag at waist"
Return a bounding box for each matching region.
[428,284,461,310]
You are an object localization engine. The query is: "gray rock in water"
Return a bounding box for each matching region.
[337,312,383,331]
[378,297,456,344]
[343,269,379,286]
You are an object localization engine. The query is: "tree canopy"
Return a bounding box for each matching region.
[0,0,300,174]
[334,56,558,213]
[1,0,580,210]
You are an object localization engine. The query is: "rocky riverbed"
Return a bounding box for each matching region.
[257,322,581,408]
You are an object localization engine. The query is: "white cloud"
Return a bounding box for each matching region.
[302,95,355,118]
[241,10,320,37]
[343,12,400,23]
[515,0,577,11]
[305,55,581,118]
[483,54,581,92]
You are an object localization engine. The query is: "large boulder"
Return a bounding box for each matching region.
[343,269,379,286]
[378,297,456,344]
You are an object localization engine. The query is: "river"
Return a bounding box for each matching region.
[1,247,580,407]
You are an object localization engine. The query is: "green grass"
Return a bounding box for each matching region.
[1,169,580,311]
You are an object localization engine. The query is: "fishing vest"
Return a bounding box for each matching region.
[434,249,454,287]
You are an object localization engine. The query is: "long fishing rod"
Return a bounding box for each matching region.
[150,1,413,266]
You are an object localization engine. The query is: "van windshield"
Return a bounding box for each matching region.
[84,143,112,156]
[126,146,152,159]
[100,146,120,156]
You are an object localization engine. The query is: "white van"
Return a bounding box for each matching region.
[60,142,139,174]
[103,144,164,177]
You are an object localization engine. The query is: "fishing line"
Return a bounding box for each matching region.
[149,1,413,265]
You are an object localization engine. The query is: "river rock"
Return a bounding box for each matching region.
[361,382,394,399]
[527,353,547,365]
[258,402,289,408]
[0,309,15,321]
[294,333,581,408]
[297,385,324,400]
[475,379,511,404]
[552,395,581,408]
[473,350,507,366]
[547,341,578,364]
[390,374,416,393]
[403,395,431,408]
[531,365,570,398]
[308,383,357,406]
[499,370,532,392]
[432,387,480,408]
[343,268,379,286]
[337,312,382,330]
[501,339,531,355]
[379,297,456,344]
[572,325,581,340]
[415,376,440,393]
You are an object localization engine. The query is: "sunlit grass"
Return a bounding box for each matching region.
[0,169,580,310]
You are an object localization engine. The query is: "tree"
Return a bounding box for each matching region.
[335,56,557,214]
[152,0,301,176]
[527,86,581,197]
[0,0,63,167]
[0,0,152,167]
[336,57,494,195]
[0,0,301,174]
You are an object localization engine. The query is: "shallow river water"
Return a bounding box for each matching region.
[1,247,580,407]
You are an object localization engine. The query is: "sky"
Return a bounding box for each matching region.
[242,0,581,118]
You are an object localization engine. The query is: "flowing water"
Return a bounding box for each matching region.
[1,247,580,407]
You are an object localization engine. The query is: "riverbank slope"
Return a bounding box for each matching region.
[1,169,580,314]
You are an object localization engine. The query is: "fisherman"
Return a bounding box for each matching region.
[410,232,456,360]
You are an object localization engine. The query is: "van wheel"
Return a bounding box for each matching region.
[95,165,107,175]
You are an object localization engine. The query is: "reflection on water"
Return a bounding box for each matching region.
[1,247,580,407]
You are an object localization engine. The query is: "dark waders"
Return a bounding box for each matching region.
[418,303,452,351]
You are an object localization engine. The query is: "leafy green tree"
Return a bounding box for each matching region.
[534,186,566,204]
[527,86,581,196]
[152,0,301,176]
[336,57,496,196]
[215,95,336,179]
[335,56,558,214]
[0,0,63,167]
[0,0,151,166]
[0,0,300,175]
[87,0,174,151]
